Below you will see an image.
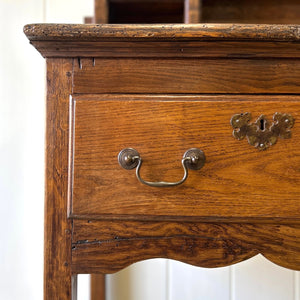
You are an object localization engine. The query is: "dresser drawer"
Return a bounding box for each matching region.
[69,94,300,221]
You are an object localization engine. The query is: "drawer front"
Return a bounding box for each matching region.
[69,95,300,221]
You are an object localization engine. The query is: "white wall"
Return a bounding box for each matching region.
[0,1,299,299]
[0,1,93,299]
[107,255,300,300]
[0,1,45,299]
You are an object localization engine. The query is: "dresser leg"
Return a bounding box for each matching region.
[72,275,78,300]
[44,58,74,299]
[91,274,106,300]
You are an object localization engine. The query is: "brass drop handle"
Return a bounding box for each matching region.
[118,148,205,187]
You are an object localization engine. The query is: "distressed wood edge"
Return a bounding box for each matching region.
[24,23,300,42]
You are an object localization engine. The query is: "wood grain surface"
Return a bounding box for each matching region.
[71,220,300,273]
[73,58,300,94]
[24,24,300,42]
[45,59,75,299]
[70,94,300,221]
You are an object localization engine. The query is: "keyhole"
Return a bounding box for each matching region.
[260,119,265,130]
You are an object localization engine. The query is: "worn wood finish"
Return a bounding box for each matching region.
[70,95,300,220]
[72,220,300,273]
[24,24,300,60]
[184,0,201,23]
[24,24,300,42]
[73,58,300,94]
[202,0,300,24]
[44,58,75,299]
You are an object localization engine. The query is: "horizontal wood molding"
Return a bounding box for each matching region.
[24,24,300,59]
[25,40,300,59]
[73,58,300,94]
[71,220,300,273]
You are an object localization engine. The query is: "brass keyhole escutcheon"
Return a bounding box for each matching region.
[231,112,294,150]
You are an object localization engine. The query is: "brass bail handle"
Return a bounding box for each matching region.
[118,148,205,187]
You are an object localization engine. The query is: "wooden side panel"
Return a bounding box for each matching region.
[71,220,300,273]
[73,58,300,94]
[70,95,300,221]
[45,58,75,300]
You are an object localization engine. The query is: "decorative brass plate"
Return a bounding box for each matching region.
[231,112,294,150]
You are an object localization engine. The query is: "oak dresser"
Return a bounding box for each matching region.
[24,23,300,299]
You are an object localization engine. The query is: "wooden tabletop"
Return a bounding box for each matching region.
[24,23,300,42]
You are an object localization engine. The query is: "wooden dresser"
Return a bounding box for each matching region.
[24,24,300,299]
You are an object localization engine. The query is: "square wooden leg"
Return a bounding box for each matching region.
[91,274,105,300]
